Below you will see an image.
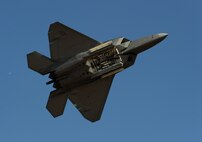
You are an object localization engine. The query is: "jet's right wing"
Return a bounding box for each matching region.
[68,76,114,122]
[48,22,100,61]
[46,76,114,122]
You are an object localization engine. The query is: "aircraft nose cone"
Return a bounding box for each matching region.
[154,33,168,42]
[121,33,168,55]
[158,33,168,36]
[157,33,168,40]
[158,33,168,37]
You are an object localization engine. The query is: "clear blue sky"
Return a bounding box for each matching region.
[0,0,201,142]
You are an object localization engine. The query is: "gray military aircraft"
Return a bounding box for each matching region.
[27,22,168,122]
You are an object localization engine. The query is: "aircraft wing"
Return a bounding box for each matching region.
[68,76,114,122]
[48,22,100,61]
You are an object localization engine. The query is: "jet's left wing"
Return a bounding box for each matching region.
[48,22,100,61]
[68,76,114,122]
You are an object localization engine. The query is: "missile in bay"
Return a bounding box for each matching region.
[27,22,168,122]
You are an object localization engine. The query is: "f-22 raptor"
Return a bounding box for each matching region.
[27,22,168,122]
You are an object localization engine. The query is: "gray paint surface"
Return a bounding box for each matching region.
[27,22,168,122]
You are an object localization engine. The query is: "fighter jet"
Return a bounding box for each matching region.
[27,22,168,122]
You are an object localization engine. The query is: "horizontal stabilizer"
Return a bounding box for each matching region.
[46,90,68,117]
[27,51,54,75]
